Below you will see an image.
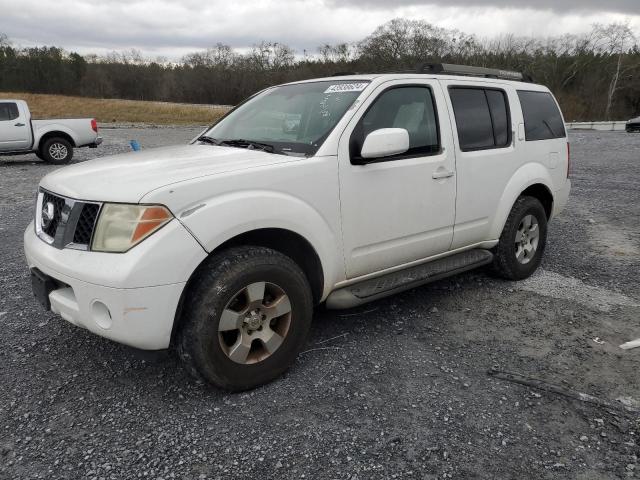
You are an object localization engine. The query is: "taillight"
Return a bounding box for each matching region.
[566,142,571,178]
[91,119,98,133]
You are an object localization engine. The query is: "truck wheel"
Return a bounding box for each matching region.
[177,246,313,391]
[492,196,547,281]
[41,137,74,164]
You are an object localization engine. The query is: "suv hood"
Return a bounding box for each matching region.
[40,144,296,203]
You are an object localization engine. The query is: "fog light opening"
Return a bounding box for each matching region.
[91,300,113,330]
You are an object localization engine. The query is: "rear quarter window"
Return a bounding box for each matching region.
[517,91,566,141]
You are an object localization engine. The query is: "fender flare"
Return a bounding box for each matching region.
[33,124,80,149]
[488,163,555,240]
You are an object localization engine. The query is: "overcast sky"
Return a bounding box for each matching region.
[1,0,639,59]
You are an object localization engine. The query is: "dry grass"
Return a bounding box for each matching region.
[1,92,230,125]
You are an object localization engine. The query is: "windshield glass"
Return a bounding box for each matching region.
[202,80,370,156]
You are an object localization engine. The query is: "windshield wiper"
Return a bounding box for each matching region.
[197,135,219,145]
[219,139,275,153]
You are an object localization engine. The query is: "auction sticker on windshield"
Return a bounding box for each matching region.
[324,83,369,93]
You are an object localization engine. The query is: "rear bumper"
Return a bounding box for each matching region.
[88,137,103,148]
[552,179,571,218]
[24,220,207,350]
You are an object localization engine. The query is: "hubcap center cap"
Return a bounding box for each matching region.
[244,309,263,330]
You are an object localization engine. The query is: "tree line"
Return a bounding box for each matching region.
[1,19,639,121]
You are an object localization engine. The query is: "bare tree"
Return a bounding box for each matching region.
[593,21,637,119]
[249,42,295,70]
[318,43,353,63]
[2,22,639,120]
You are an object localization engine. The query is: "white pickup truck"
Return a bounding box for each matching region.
[0,100,102,163]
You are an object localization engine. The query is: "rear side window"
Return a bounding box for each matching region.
[517,91,566,141]
[0,102,19,121]
[449,88,511,151]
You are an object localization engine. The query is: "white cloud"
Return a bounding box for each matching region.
[0,0,638,59]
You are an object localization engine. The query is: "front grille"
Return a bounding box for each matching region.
[36,190,101,250]
[73,203,100,245]
[41,191,66,238]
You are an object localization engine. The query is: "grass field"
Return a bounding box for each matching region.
[1,92,231,125]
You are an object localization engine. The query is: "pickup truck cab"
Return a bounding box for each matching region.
[24,64,571,390]
[0,100,102,163]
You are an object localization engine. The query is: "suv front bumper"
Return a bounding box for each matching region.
[24,219,207,350]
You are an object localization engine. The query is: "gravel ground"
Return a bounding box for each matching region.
[1,128,639,479]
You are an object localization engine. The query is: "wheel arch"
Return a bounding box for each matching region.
[520,183,553,219]
[170,227,326,345]
[38,130,77,149]
[214,228,325,304]
[489,163,555,240]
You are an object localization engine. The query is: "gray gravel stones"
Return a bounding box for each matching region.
[1,129,639,479]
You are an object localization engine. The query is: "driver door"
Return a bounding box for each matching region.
[337,80,457,279]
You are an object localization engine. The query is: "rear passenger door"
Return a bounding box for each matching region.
[441,81,517,249]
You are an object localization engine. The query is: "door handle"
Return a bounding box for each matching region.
[14,122,25,127]
[432,169,455,180]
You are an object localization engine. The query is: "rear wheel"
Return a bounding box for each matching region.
[492,196,548,280]
[41,137,74,164]
[177,246,313,391]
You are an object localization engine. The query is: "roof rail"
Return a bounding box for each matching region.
[416,63,533,82]
[331,71,359,77]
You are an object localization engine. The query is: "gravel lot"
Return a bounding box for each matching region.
[1,128,639,479]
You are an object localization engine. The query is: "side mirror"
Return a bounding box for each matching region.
[360,128,410,160]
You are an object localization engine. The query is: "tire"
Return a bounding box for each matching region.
[177,246,313,391]
[492,196,548,281]
[41,137,74,164]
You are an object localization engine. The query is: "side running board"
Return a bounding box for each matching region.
[326,249,493,309]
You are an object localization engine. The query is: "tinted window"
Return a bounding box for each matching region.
[449,88,510,151]
[0,102,19,121]
[350,86,439,161]
[486,90,510,146]
[517,91,566,141]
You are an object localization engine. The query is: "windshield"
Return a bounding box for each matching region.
[201,80,370,156]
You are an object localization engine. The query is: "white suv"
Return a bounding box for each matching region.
[24,64,571,390]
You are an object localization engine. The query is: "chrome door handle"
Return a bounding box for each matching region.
[432,170,455,180]
[14,122,25,127]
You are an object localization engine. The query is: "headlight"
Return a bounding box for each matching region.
[92,204,173,253]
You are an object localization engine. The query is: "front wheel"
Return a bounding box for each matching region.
[41,137,74,164]
[492,196,548,280]
[177,246,313,391]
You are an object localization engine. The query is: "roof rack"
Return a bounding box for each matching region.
[416,63,533,82]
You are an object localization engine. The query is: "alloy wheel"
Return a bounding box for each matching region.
[218,282,292,364]
[49,143,68,161]
[514,214,540,265]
